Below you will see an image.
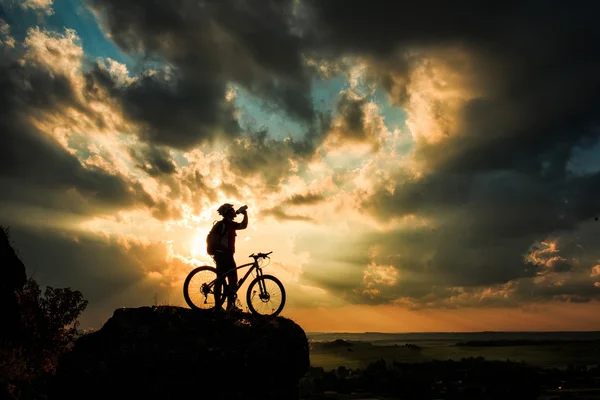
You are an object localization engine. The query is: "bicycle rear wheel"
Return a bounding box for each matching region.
[246,275,286,316]
[183,266,224,310]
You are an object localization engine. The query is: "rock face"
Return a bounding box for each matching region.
[0,227,27,340]
[51,306,310,400]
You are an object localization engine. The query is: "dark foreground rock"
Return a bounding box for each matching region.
[50,306,310,400]
[0,227,27,341]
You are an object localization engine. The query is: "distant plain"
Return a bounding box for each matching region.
[307,332,600,370]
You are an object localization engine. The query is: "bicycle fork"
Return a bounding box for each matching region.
[258,276,268,299]
[253,268,270,301]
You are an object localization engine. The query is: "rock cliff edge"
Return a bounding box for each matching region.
[51,306,310,400]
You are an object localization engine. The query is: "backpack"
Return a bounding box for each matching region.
[206,220,226,255]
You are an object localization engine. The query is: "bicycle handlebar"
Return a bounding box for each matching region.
[249,251,273,259]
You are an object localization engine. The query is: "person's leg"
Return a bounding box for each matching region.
[213,254,228,308]
[226,253,238,309]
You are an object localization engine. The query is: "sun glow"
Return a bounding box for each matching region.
[189,230,208,259]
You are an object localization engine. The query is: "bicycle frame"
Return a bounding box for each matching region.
[210,258,265,296]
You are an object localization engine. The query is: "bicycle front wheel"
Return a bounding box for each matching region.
[183,266,224,310]
[246,275,286,316]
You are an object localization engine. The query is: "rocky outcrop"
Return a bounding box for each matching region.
[51,306,310,400]
[0,227,27,341]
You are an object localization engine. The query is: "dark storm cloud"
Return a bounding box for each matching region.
[334,93,367,140]
[130,145,177,177]
[87,65,240,149]
[82,0,600,181]
[323,91,383,150]
[87,0,316,150]
[150,200,183,221]
[299,217,600,308]
[308,0,600,176]
[219,182,243,200]
[304,0,510,56]
[0,37,154,216]
[364,168,600,263]
[284,192,325,206]
[227,117,329,188]
[326,169,600,305]
[261,206,315,223]
[363,169,599,243]
[261,192,325,222]
[362,169,471,220]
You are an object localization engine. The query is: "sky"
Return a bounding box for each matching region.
[2,0,600,332]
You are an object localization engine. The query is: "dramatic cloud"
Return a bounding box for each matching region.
[0,18,14,47]
[301,167,600,307]
[87,0,317,150]
[0,26,154,219]
[4,0,600,330]
[284,192,325,206]
[227,121,328,189]
[130,145,177,177]
[284,0,600,308]
[259,191,326,222]
[307,0,600,174]
[323,90,382,151]
[261,206,315,223]
[18,0,53,15]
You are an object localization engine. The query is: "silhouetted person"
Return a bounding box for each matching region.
[210,203,248,311]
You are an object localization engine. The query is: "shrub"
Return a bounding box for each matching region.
[16,279,88,377]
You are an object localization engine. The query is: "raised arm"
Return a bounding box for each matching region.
[233,210,248,230]
[237,209,248,230]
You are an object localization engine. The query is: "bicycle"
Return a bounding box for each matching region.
[183,251,286,316]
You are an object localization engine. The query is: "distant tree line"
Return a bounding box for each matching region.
[300,358,600,399]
